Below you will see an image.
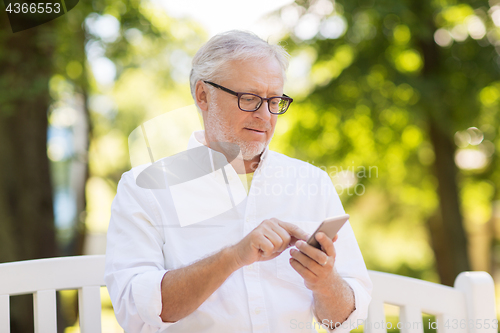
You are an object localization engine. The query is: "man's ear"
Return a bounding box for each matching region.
[195,81,209,113]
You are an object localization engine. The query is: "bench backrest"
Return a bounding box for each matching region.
[0,255,106,333]
[366,270,497,333]
[0,255,496,332]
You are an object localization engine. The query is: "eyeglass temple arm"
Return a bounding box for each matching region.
[204,81,238,97]
[205,80,292,102]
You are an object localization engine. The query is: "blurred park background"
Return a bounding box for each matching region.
[1,0,500,331]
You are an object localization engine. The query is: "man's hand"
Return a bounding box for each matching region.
[231,218,308,267]
[291,232,356,328]
[289,232,339,292]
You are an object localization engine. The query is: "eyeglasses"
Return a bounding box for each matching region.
[204,81,293,115]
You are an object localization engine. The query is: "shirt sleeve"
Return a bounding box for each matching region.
[104,170,177,332]
[317,171,373,332]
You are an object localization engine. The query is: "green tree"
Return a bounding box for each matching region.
[269,0,499,285]
[0,15,59,333]
[0,1,95,329]
[0,0,204,330]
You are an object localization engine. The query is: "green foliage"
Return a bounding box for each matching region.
[81,1,206,235]
[269,0,500,279]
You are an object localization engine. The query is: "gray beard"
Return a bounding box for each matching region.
[205,102,267,161]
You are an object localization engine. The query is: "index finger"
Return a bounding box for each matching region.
[277,221,308,241]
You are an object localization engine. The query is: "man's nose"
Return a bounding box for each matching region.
[253,100,272,121]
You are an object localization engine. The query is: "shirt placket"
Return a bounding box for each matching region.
[242,170,271,333]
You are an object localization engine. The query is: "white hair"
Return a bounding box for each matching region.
[189,30,290,110]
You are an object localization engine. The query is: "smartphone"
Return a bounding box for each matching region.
[306,214,350,250]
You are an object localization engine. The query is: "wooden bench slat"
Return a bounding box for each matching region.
[365,299,386,333]
[400,305,424,333]
[79,286,102,333]
[0,295,10,333]
[33,289,57,333]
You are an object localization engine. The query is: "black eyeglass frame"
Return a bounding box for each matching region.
[203,81,293,115]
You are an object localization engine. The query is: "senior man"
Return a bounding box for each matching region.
[105,30,371,333]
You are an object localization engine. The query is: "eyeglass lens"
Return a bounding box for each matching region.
[239,94,289,114]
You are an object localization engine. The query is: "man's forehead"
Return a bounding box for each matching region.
[222,58,285,92]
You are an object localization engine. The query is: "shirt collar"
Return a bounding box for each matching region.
[187,130,270,173]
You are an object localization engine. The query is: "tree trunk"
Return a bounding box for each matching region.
[427,120,471,285]
[415,8,472,285]
[0,18,58,333]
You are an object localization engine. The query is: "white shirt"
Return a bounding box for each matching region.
[105,131,372,333]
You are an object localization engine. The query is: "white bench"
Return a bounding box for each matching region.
[366,271,497,333]
[0,255,496,333]
[0,255,105,333]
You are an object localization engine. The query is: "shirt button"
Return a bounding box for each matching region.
[255,307,261,315]
[247,264,253,271]
[245,217,250,223]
